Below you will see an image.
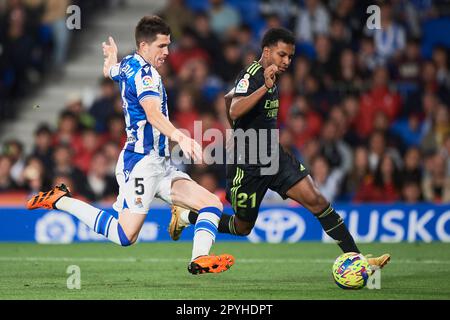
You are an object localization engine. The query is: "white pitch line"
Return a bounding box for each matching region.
[0,257,449,264]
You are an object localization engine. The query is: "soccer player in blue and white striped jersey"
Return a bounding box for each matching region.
[27,16,234,275]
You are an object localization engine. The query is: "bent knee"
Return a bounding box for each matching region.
[196,193,223,212]
[118,224,138,246]
[303,192,329,212]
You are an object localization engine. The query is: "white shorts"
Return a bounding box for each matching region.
[112,150,191,214]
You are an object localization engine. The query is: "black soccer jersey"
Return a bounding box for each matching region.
[230,61,280,174]
[233,61,279,131]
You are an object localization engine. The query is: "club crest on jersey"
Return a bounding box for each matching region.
[235,78,249,93]
[142,75,153,88]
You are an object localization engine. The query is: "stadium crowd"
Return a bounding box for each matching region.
[1,0,450,206]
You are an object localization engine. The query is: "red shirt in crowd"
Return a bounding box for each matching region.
[356,86,402,138]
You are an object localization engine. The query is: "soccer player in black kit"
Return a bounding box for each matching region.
[170,27,390,272]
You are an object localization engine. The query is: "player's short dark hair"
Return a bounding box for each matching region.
[135,15,171,47]
[261,27,295,50]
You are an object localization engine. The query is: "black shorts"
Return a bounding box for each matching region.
[225,146,309,223]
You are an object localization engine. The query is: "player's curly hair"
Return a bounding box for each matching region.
[261,28,295,49]
[135,15,171,47]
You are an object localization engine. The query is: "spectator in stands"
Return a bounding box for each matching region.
[353,153,402,203]
[103,113,126,147]
[192,11,222,64]
[2,139,25,186]
[340,145,371,200]
[311,34,334,90]
[258,13,283,40]
[401,146,422,185]
[328,17,351,57]
[212,91,231,131]
[340,94,361,145]
[158,0,195,41]
[277,72,295,125]
[421,103,450,154]
[64,92,95,130]
[89,78,118,133]
[168,26,209,75]
[293,56,311,94]
[259,0,299,28]
[234,23,259,58]
[80,151,117,203]
[101,141,121,176]
[1,0,35,97]
[310,154,344,202]
[21,155,48,194]
[432,45,450,89]
[333,48,363,98]
[365,0,406,64]
[439,134,450,172]
[319,119,352,174]
[215,39,243,84]
[422,153,450,203]
[304,74,330,116]
[356,66,402,139]
[367,130,400,172]
[74,128,100,174]
[295,0,330,44]
[401,179,424,204]
[391,112,424,148]
[279,128,301,161]
[173,88,200,137]
[32,124,54,169]
[357,35,382,76]
[328,105,349,142]
[300,137,321,168]
[417,92,440,134]
[52,110,81,150]
[372,110,404,153]
[51,143,86,191]
[395,37,422,83]
[208,0,241,38]
[420,61,448,101]
[288,95,322,149]
[332,0,361,43]
[42,0,70,71]
[0,155,17,192]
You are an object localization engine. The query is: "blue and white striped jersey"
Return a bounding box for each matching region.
[110,53,169,157]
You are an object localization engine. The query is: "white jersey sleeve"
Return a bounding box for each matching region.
[109,63,121,82]
[134,66,160,103]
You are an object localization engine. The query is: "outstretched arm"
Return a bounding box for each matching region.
[141,97,202,162]
[102,36,118,78]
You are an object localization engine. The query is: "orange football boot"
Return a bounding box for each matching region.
[27,184,71,210]
[188,254,235,275]
[366,253,391,273]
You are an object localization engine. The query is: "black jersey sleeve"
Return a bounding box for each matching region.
[233,64,264,98]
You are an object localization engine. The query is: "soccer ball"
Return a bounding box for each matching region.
[332,252,370,290]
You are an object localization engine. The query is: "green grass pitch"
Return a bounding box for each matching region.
[1,242,449,300]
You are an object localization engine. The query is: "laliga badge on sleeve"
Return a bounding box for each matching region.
[235,78,249,93]
[142,75,153,89]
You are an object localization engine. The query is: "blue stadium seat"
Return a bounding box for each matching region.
[185,0,209,12]
[395,82,418,101]
[421,18,450,59]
